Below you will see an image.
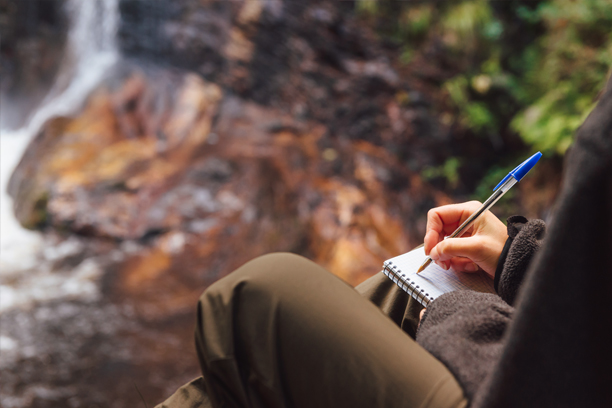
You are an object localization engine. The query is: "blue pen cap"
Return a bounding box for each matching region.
[493,152,542,191]
[512,151,542,181]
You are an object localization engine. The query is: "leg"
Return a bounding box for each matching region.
[355,271,424,339]
[196,253,466,408]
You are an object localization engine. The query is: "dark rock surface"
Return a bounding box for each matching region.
[0,0,67,129]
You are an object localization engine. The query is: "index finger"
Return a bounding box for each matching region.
[424,201,482,255]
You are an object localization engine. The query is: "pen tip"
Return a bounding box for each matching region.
[417,258,431,274]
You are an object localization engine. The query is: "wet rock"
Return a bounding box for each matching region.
[0,298,199,407]
[9,59,444,278]
[9,66,222,238]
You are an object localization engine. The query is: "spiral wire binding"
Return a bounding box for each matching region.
[382,261,433,307]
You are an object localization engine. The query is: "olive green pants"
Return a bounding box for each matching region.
[156,253,466,408]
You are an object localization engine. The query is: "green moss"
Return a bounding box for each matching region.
[22,192,49,230]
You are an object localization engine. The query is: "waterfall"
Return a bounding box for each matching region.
[0,0,119,310]
[27,0,119,135]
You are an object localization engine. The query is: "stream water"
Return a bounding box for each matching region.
[0,0,119,333]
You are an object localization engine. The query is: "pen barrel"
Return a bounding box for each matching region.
[449,177,516,239]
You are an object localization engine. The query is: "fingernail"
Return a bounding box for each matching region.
[466,263,478,272]
[430,250,438,261]
[441,262,449,271]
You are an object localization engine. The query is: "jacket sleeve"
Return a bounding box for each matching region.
[416,216,546,401]
[494,216,546,306]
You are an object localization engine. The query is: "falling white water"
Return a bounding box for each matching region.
[25,0,120,135]
[0,129,43,273]
[0,0,119,312]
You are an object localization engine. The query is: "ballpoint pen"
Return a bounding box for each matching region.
[417,151,542,274]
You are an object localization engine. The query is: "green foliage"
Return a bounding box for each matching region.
[464,102,496,133]
[422,158,462,188]
[359,0,612,157]
[511,83,596,154]
[400,4,433,38]
[444,76,469,106]
[509,0,612,154]
[444,76,498,133]
[356,0,379,16]
[441,0,496,46]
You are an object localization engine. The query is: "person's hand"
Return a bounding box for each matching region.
[424,201,508,279]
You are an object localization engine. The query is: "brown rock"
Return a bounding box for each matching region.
[9,68,223,238]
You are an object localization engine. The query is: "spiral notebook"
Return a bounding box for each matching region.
[383,245,496,307]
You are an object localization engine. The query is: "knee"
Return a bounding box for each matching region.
[199,252,323,304]
[195,253,325,347]
[236,252,316,281]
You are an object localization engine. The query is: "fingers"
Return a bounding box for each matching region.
[449,257,479,273]
[423,229,440,256]
[424,201,482,255]
[429,257,477,273]
[418,307,427,329]
[430,235,485,263]
[423,201,507,278]
[429,235,501,278]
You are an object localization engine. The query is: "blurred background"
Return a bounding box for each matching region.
[0,0,610,406]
